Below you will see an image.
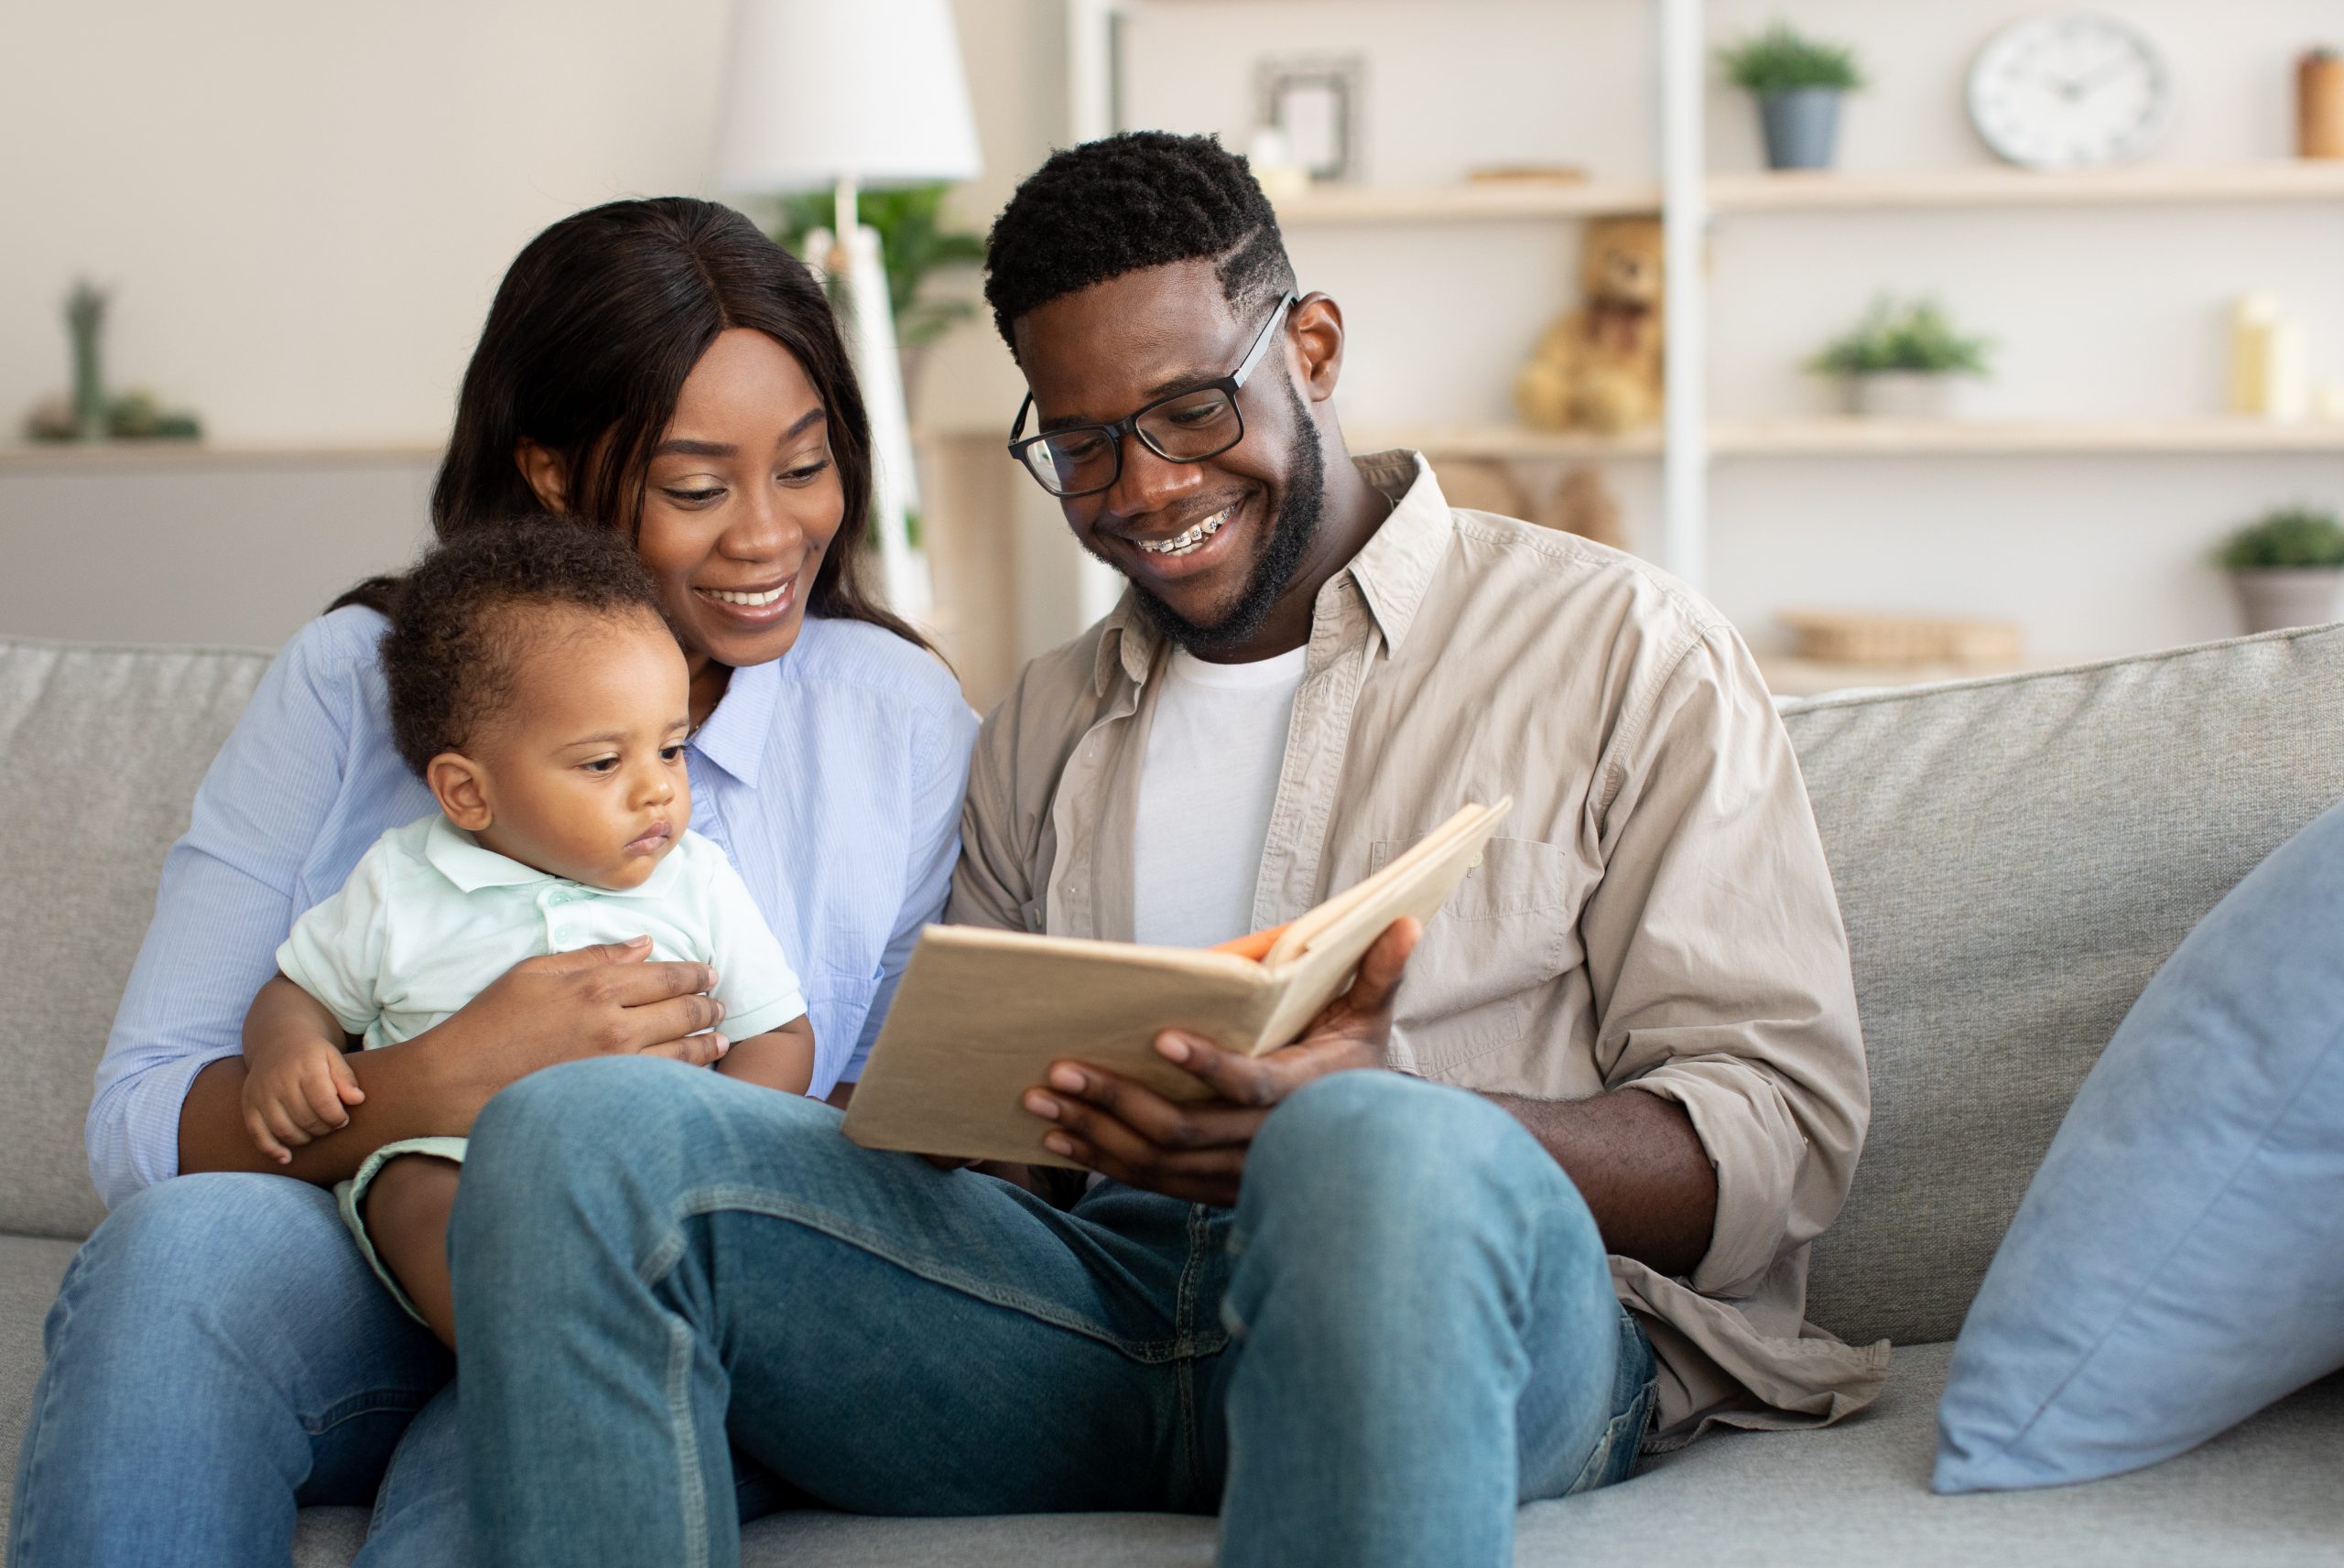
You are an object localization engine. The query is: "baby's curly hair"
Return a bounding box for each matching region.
[982,130,1297,355]
[379,517,668,777]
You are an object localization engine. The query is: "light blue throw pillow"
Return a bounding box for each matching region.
[1933,797,2344,1493]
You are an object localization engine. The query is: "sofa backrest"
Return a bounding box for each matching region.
[0,638,269,1238]
[7,628,2343,1353]
[1784,624,2344,1348]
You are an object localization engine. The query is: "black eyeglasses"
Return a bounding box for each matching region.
[1006,294,1298,499]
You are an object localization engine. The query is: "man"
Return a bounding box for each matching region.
[450,133,1882,1566]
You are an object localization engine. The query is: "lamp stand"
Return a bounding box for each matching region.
[820,175,931,622]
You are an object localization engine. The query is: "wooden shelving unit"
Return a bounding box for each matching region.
[1273,163,2344,227]
[1362,417,2344,462]
[1273,179,1661,225]
[1710,160,2344,213]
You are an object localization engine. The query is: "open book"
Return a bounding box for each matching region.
[840,799,1512,1167]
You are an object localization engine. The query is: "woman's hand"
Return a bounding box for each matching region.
[182,936,728,1186]
[422,936,732,1111]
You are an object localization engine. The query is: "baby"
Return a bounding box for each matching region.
[240,518,814,1346]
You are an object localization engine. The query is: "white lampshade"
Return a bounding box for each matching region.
[713,0,982,192]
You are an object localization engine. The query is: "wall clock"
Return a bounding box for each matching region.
[1968,12,2174,168]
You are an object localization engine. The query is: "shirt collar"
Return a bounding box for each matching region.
[419,813,690,901]
[686,655,780,788]
[1086,449,1451,697]
[422,814,554,892]
[1339,449,1454,657]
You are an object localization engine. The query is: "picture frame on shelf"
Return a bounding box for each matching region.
[1258,55,1363,182]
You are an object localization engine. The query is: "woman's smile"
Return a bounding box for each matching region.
[692,574,799,628]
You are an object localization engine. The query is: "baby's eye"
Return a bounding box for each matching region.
[659,745,686,762]
[581,757,620,774]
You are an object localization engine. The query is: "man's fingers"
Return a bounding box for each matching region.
[1040,1065,1264,1147]
[1147,1036,1285,1109]
[1343,917,1421,1016]
[535,935,655,973]
[639,1033,729,1066]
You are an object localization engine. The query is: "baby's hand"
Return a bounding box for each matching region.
[241,1040,366,1164]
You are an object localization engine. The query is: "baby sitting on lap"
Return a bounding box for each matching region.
[239,518,815,1347]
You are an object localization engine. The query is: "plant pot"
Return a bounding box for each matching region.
[1759,89,1843,170]
[1846,372,1968,419]
[2229,568,2344,634]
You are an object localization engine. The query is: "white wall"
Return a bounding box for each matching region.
[0,0,1083,681]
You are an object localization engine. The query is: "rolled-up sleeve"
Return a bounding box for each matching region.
[86,615,369,1207]
[1579,625,1869,1298]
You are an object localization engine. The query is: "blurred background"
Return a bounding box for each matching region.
[5,0,2341,711]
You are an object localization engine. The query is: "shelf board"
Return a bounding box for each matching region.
[1270,163,2344,226]
[1709,416,2344,456]
[1372,418,2344,460]
[1354,426,1661,460]
[1708,160,2344,213]
[1274,179,1661,224]
[0,440,444,471]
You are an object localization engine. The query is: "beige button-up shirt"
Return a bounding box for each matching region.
[947,451,1887,1444]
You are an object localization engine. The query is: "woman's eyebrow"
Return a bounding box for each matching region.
[652,407,825,459]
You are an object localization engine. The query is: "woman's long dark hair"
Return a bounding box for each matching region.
[333,197,926,652]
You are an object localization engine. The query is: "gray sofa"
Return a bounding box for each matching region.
[5,626,2342,1565]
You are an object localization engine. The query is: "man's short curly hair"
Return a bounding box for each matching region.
[982,130,1297,354]
[380,517,669,777]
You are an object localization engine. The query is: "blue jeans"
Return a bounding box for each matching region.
[6,1172,454,1566]
[6,1175,802,1567]
[450,1061,1655,1568]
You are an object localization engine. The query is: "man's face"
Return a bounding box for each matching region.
[1013,261,1324,653]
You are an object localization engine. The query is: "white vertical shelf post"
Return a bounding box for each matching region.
[1065,0,1128,624]
[1658,0,1709,590]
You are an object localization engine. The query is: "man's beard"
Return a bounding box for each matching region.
[1132,382,1326,659]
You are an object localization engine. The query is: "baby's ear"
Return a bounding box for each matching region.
[428,752,494,831]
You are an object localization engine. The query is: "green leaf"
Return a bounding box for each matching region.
[1720,23,1866,93]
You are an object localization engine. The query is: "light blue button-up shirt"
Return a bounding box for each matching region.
[88,604,976,1209]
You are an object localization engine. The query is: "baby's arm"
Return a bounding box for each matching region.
[241,975,365,1163]
[716,1014,816,1096]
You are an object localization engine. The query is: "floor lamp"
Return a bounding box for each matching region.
[713,0,983,622]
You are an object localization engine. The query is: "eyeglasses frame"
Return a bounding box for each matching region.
[1004,292,1300,498]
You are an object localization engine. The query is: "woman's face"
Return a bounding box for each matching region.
[633,328,844,671]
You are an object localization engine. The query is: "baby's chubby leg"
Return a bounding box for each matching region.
[366,1154,465,1349]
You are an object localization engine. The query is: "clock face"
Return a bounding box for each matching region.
[1968,13,2173,168]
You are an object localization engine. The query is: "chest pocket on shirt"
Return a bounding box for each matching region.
[1367,835,1574,1076]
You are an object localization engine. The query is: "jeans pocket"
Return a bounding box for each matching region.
[1564,1376,1656,1497]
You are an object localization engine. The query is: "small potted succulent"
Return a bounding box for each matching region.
[2216,505,2344,633]
[1721,23,1866,170]
[1807,297,1993,418]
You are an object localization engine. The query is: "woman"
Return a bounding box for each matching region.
[7,198,976,1564]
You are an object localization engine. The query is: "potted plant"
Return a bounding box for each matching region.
[772,183,984,406]
[1720,22,1866,170]
[2216,505,2344,633]
[1807,297,1993,418]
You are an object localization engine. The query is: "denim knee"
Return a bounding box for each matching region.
[1242,1072,1597,1264]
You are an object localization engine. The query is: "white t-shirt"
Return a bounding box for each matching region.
[1132,644,1308,949]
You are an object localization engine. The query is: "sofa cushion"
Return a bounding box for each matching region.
[263,1345,2344,1566]
[0,637,270,1238]
[1934,796,2344,1492]
[1780,624,2344,1348]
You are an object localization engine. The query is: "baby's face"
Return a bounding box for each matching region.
[463,610,694,891]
